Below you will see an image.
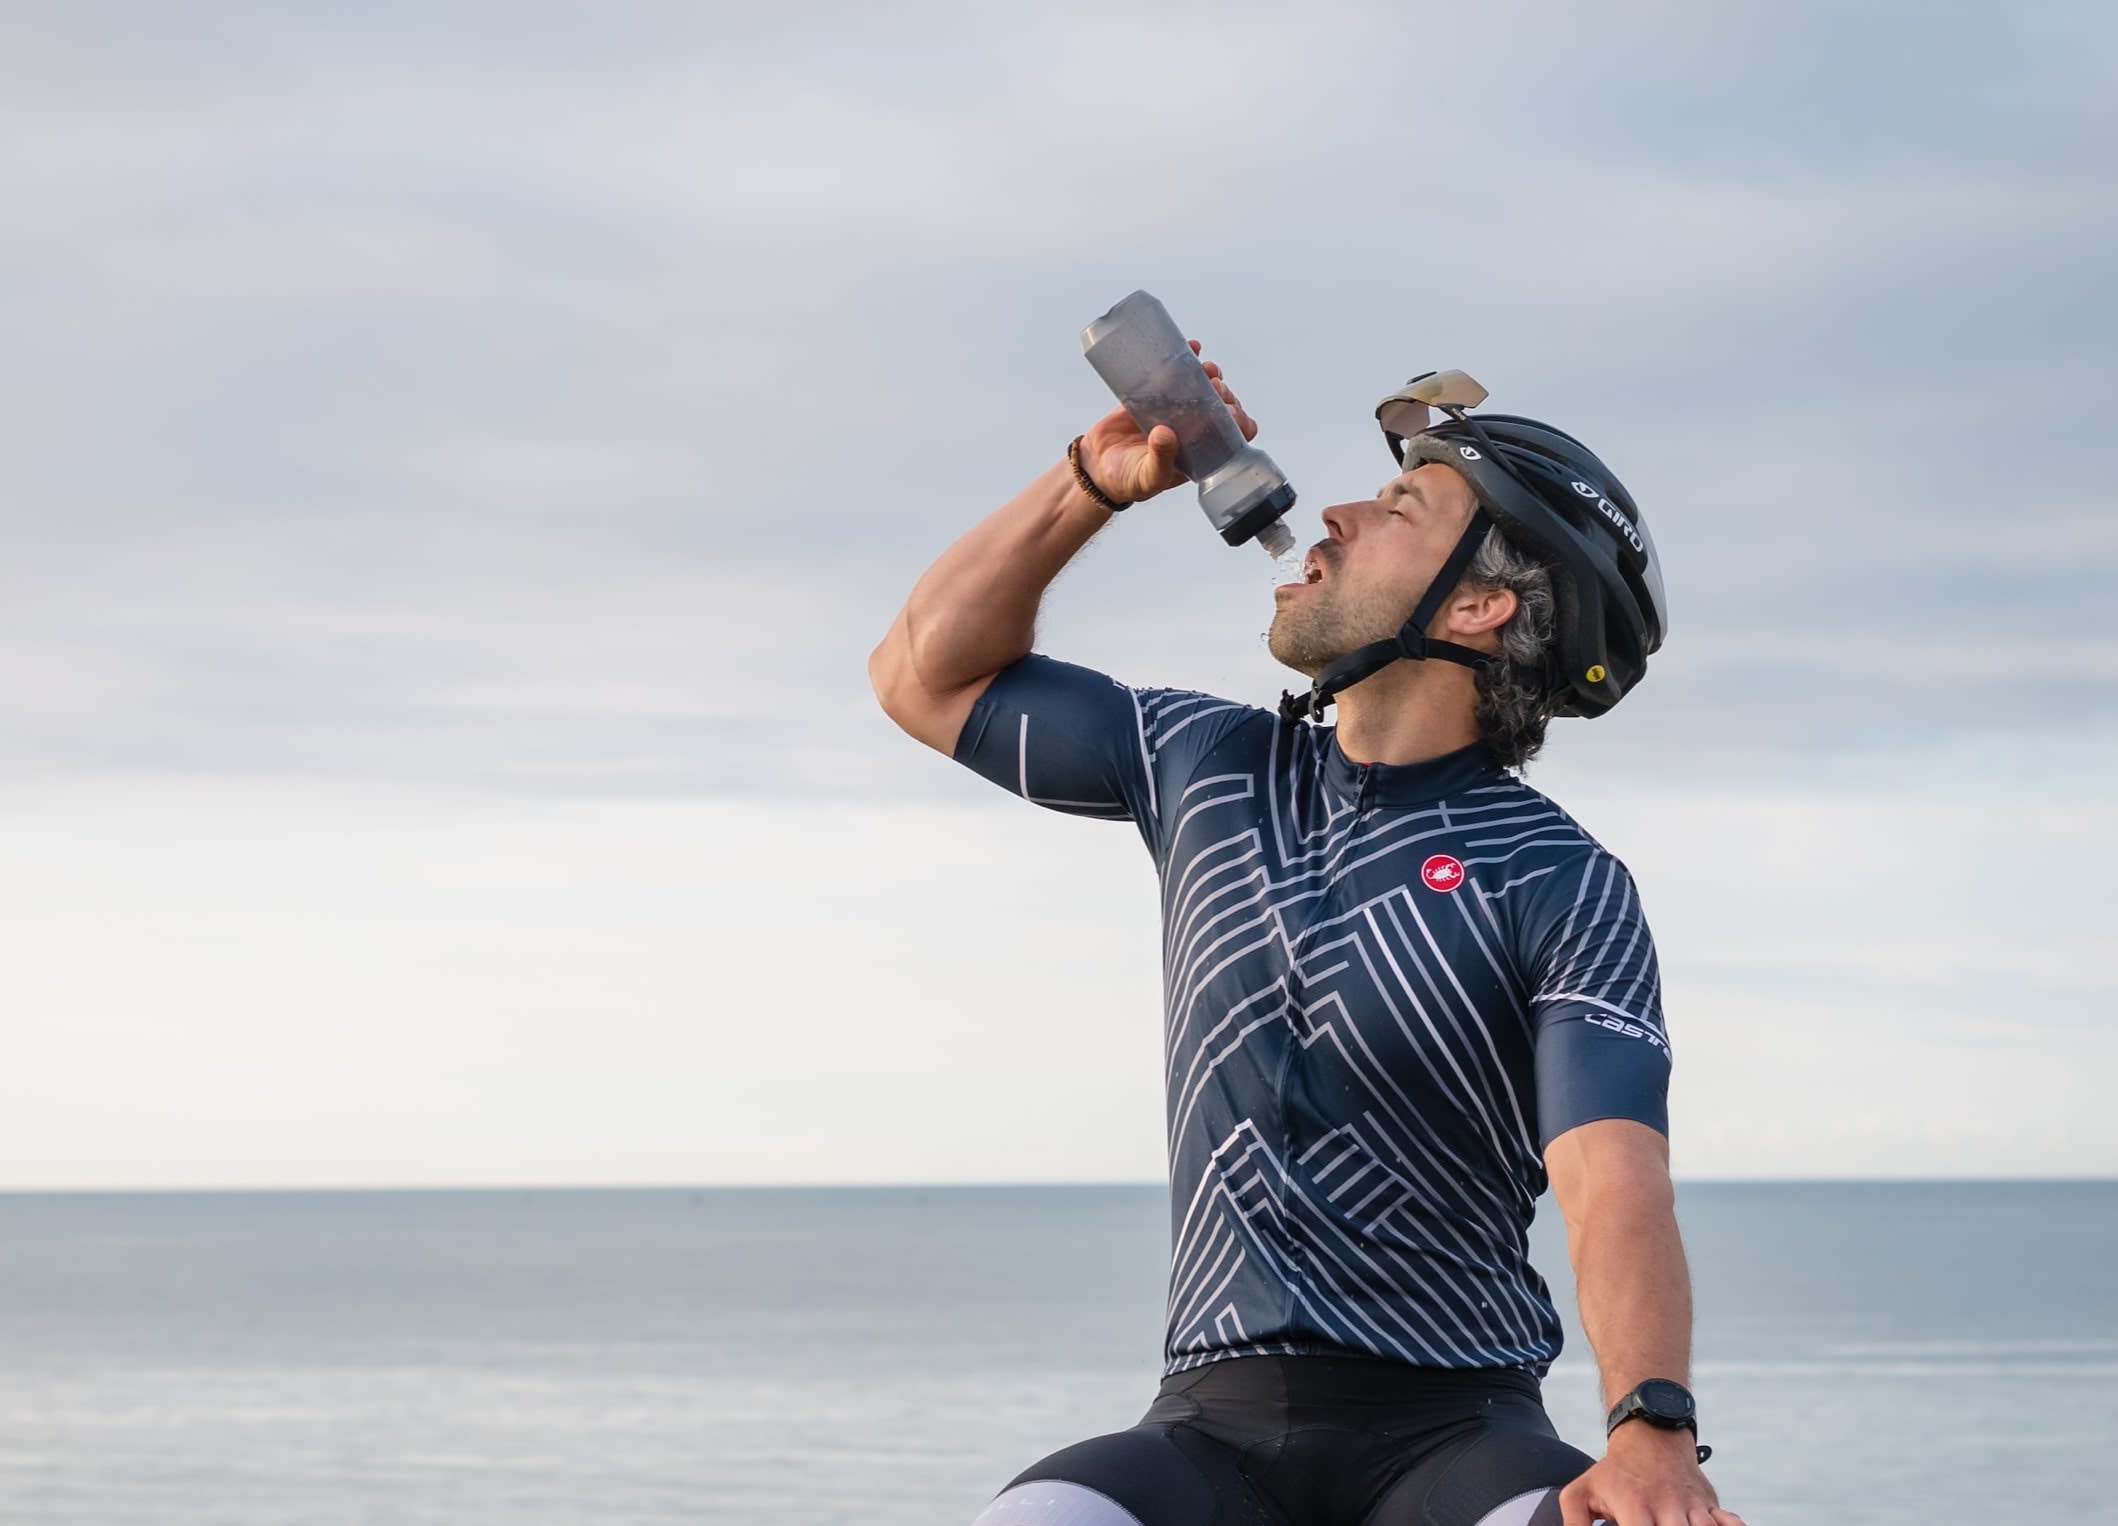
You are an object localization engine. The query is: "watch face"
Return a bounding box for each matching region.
[1637,1379,1695,1423]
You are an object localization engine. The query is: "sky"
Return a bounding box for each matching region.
[2,1,2113,1187]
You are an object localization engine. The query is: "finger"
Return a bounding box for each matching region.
[1558,1483,1595,1526]
[1236,408,1258,442]
[1148,424,1179,454]
[1710,1512,1747,1526]
[1188,338,1202,354]
[1202,359,1223,380]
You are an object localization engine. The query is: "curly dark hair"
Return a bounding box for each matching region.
[1466,526,1559,771]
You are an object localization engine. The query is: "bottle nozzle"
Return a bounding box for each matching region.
[1254,520,1295,560]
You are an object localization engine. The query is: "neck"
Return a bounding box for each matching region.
[1327,660,1484,767]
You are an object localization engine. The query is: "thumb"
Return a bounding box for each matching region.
[1140,424,1181,493]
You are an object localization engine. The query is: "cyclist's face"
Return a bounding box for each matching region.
[1267,463,1479,676]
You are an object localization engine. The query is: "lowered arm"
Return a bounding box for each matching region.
[1545,1118,1743,1526]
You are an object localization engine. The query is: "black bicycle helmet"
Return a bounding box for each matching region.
[1280,373,1667,722]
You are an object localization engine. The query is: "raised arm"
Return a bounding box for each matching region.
[867,348,1253,754]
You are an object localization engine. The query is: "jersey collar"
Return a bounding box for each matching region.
[1323,736,1503,808]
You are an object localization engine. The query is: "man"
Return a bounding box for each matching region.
[869,347,1744,1526]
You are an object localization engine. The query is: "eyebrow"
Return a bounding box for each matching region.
[1381,473,1427,503]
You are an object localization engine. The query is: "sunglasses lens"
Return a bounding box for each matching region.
[1376,370,1495,464]
[1399,368,1489,410]
[1376,396,1433,442]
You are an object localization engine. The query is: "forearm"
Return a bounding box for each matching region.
[883,457,1113,695]
[870,355,1237,750]
[1566,1171,1693,1407]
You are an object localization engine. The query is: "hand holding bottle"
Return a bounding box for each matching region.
[1077,342,1258,507]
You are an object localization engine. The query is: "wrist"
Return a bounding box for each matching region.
[1609,1419,1704,1473]
[1067,435,1130,514]
[1607,1416,1714,1470]
[1608,1415,1697,1448]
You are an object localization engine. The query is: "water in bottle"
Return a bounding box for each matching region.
[1081,291,1298,559]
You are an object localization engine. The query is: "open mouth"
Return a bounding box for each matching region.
[1277,556,1325,595]
[1276,546,1333,595]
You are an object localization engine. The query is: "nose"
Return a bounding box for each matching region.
[1318,499,1374,543]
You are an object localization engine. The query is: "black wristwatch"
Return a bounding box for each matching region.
[1606,1378,1697,1438]
[1605,1379,1714,1464]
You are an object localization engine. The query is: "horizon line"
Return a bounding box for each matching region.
[3,1174,2116,1197]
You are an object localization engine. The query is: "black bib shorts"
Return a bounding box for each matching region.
[972,1356,1591,1526]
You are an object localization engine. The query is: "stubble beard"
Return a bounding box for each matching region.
[1268,584,1405,678]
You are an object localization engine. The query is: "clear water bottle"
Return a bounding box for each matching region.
[1081,290,1297,558]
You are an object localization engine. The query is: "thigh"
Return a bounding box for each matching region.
[972,1424,1290,1526]
[1361,1404,1592,1526]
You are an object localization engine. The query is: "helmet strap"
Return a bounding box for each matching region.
[1279,509,1496,723]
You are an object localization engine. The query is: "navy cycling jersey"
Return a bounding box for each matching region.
[952,655,1672,1377]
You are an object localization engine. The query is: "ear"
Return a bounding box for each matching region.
[1440,584,1516,642]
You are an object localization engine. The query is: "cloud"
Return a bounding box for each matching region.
[6,2,2112,797]
[2,3,2114,1182]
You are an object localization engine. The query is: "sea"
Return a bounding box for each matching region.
[1,1183,2113,1525]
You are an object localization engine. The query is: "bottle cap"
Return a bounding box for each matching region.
[1255,520,1295,559]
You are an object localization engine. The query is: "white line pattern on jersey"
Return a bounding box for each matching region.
[959,663,1669,1376]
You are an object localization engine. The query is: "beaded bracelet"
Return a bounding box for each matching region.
[1068,435,1130,513]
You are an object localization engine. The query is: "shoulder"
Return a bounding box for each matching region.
[1457,776,1610,877]
[1132,685,1274,761]
[1459,777,1644,930]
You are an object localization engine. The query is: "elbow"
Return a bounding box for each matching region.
[869,616,951,741]
[866,631,891,701]
[868,630,915,728]
[868,608,996,756]
[1566,1171,1676,1260]
[1556,1168,1678,1282]
[1565,1164,1675,1233]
